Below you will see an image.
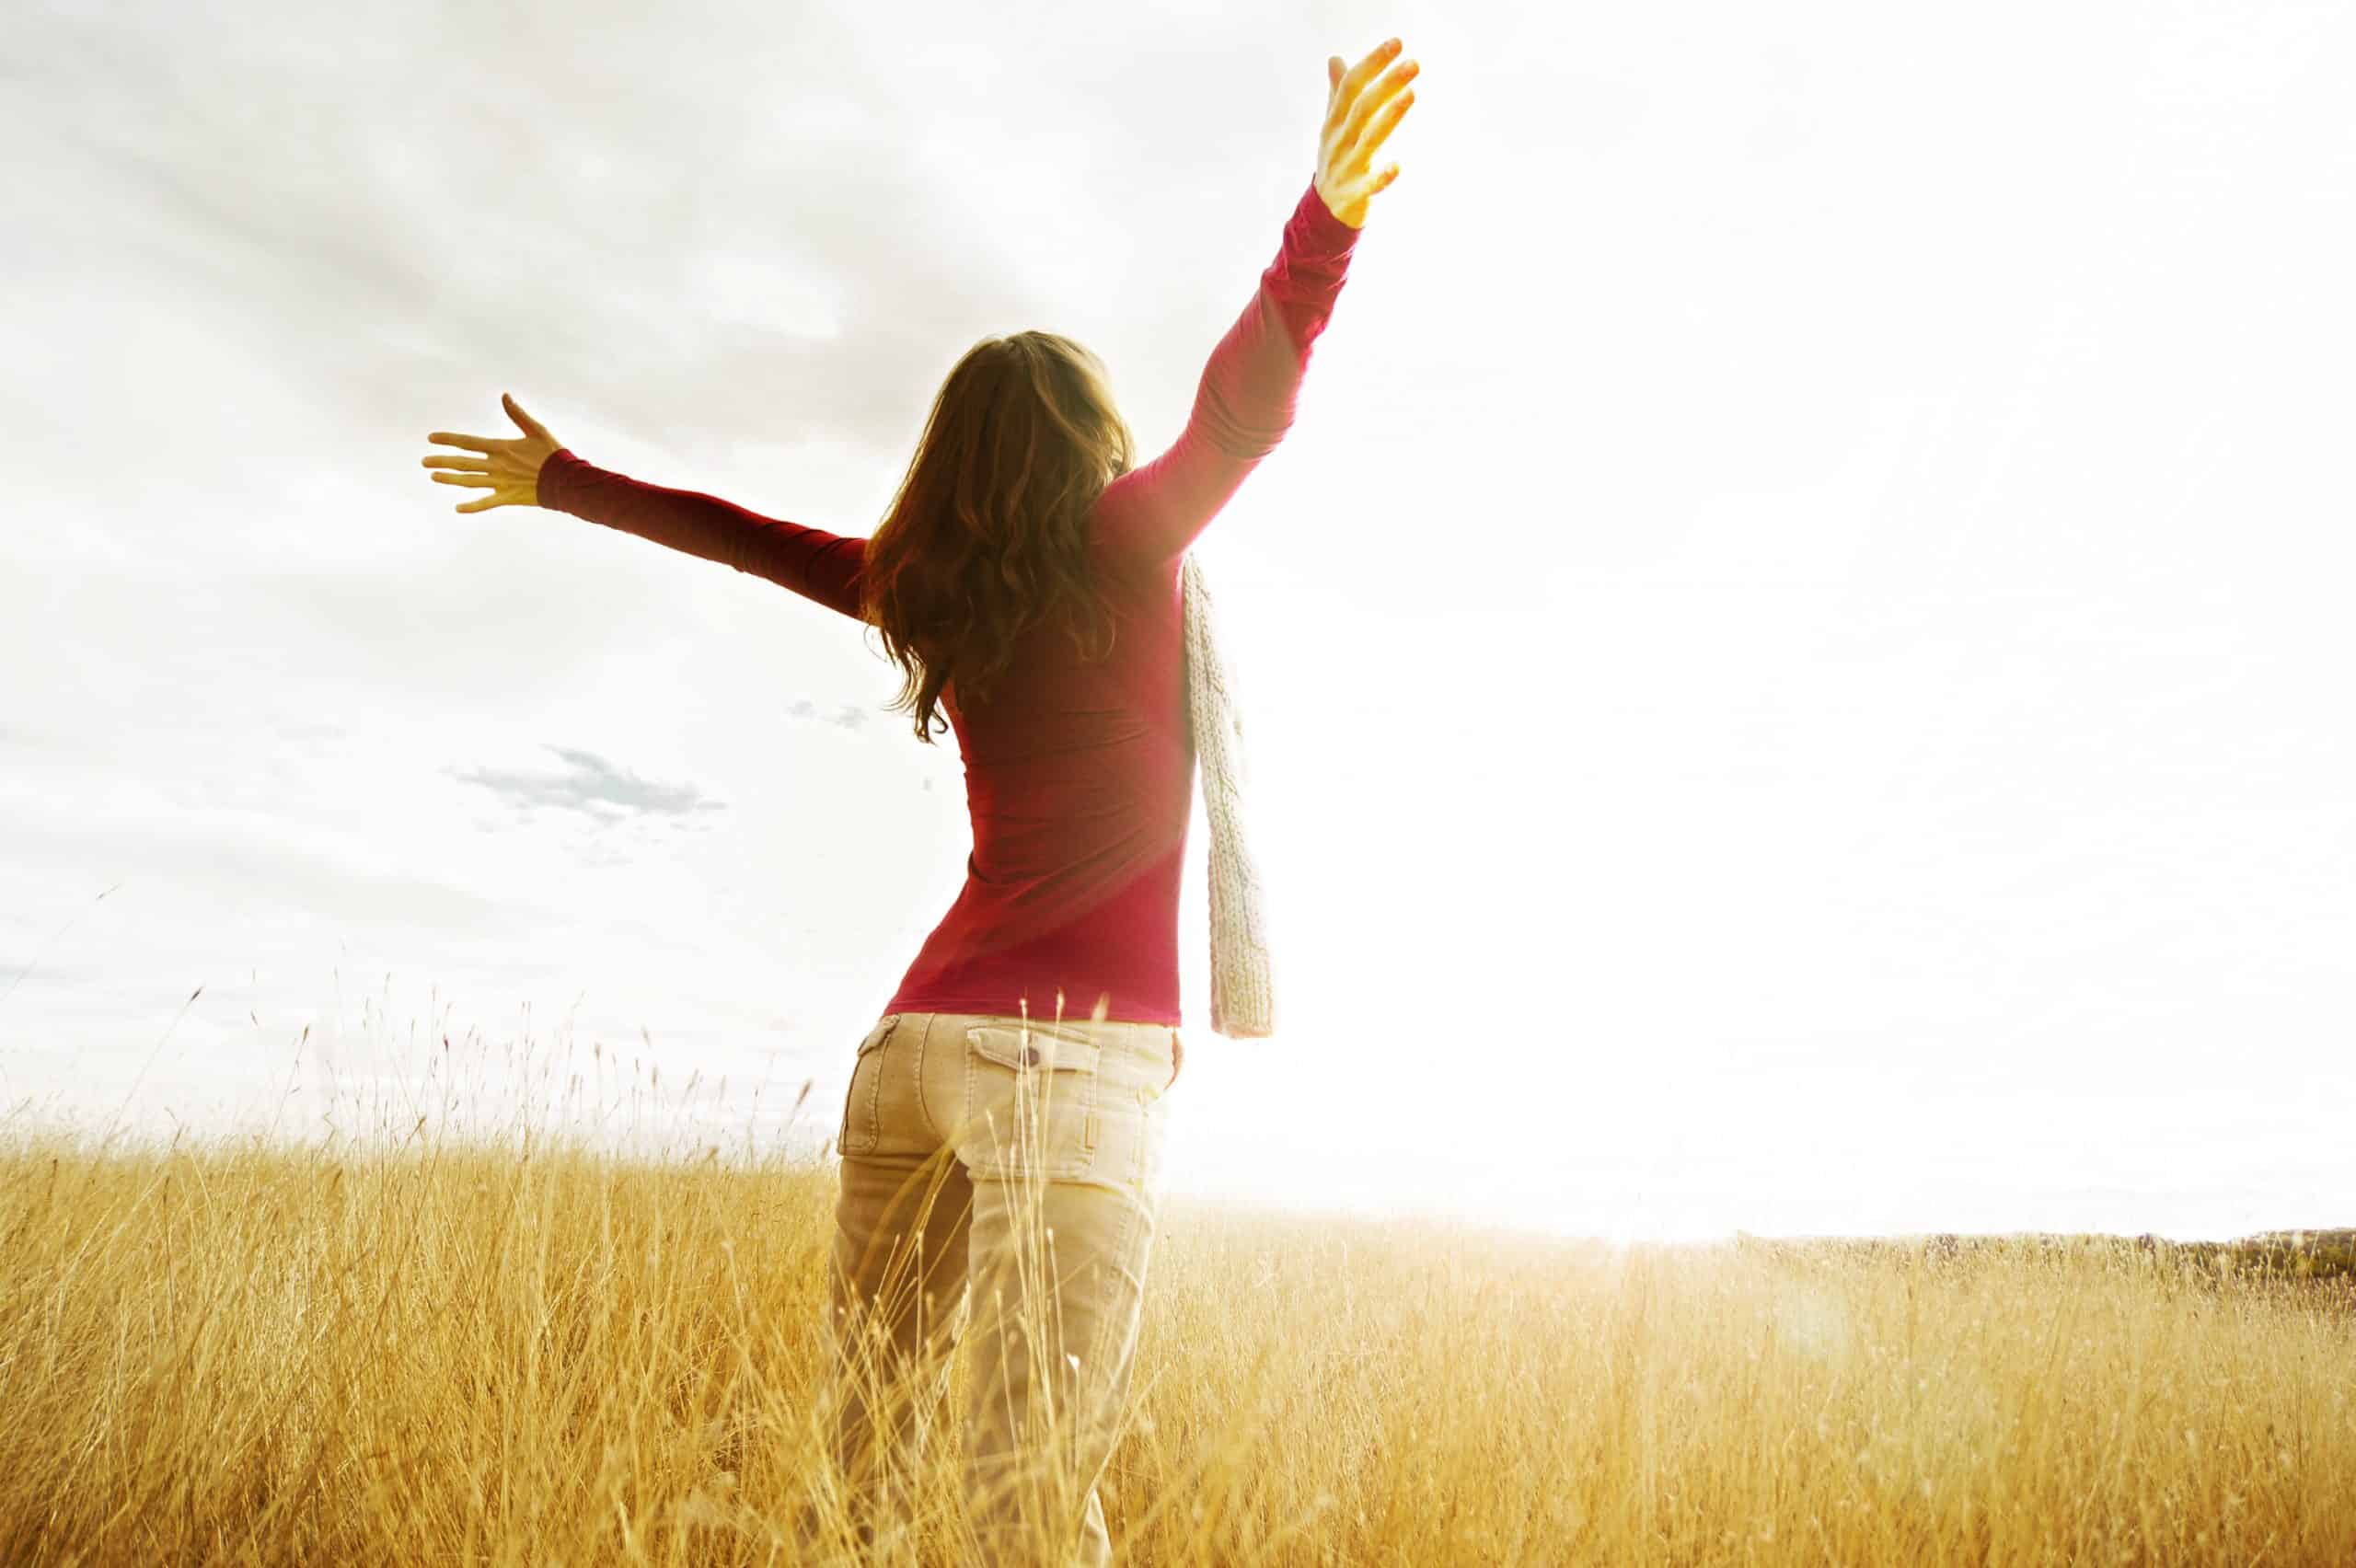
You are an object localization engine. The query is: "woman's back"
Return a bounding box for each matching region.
[891,544,1194,1026]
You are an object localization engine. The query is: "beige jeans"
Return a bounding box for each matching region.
[828,1010,1181,1567]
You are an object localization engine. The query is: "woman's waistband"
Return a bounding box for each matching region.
[881,1009,1178,1050]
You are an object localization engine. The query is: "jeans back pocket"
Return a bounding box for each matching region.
[960,1021,1101,1180]
[837,1014,902,1157]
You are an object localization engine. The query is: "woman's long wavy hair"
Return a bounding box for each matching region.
[860,330,1138,744]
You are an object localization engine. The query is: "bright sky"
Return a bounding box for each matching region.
[5,0,2351,1242]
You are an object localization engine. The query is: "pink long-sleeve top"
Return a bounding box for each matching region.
[534,175,1360,1029]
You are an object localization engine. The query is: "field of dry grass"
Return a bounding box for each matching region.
[2,1115,2351,1565]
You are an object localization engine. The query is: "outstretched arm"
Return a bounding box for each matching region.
[422,395,866,620]
[537,448,866,620]
[1091,39,1416,576]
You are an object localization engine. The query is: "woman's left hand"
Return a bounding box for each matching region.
[422,393,565,513]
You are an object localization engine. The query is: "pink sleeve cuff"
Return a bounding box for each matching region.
[537,446,582,510]
[1291,174,1363,258]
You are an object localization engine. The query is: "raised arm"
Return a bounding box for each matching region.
[536,448,867,620]
[1091,40,1416,576]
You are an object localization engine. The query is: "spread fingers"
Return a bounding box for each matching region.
[1340,55,1418,153]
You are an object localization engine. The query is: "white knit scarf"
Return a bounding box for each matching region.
[1180,553,1274,1039]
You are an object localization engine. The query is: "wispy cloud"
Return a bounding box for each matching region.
[448,745,726,825]
[782,698,869,731]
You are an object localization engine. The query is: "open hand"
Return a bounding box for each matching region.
[1316,38,1418,229]
[422,393,564,513]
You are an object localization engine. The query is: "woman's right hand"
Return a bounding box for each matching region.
[1316,38,1418,229]
[422,393,564,513]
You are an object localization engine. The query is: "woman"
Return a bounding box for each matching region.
[422,39,1415,1565]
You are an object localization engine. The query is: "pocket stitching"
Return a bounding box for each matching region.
[911,1018,941,1141]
